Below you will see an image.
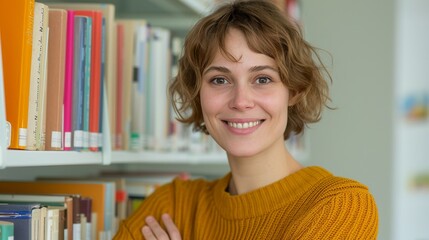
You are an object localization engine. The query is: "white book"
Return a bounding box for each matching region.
[150,27,171,151]
[131,21,149,151]
[45,208,59,240]
[27,2,49,150]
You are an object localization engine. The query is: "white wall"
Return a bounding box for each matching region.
[393,0,429,239]
[301,1,395,239]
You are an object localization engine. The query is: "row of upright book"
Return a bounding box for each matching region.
[0,170,189,240]
[0,0,221,153]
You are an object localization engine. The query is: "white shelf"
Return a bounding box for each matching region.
[1,150,103,168]
[111,150,227,165]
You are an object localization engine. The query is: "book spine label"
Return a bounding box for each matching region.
[51,131,62,148]
[64,132,72,148]
[19,128,27,147]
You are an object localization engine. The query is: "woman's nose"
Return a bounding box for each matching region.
[229,84,255,110]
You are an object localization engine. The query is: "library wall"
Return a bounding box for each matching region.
[301,0,394,239]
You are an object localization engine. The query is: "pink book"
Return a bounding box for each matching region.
[115,23,124,150]
[63,10,75,150]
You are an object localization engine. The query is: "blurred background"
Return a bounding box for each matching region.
[302,0,429,239]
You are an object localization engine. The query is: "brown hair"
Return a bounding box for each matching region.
[169,0,331,139]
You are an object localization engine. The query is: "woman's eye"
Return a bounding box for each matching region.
[211,77,229,85]
[255,77,272,84]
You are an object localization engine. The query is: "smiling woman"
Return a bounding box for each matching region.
[113,1,379,239]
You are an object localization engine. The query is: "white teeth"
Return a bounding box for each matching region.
[228,121,261,129]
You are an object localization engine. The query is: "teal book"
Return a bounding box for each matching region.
[82,15,92,150]
[0,221,14,240]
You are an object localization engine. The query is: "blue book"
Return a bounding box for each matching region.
[99,17,106,151]
[73,16,91,151]
[0,203,41,240]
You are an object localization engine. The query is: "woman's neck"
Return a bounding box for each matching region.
[227,143,303,195]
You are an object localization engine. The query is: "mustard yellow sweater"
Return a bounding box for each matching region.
[114,166,378,239]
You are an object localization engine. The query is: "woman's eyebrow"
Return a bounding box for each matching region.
[249,65,278,73]
[203,66,230,75]
[204,65,278,75]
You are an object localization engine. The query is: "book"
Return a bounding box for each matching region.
[167,37,187,151]
[0,203,41,240]
[72,16,91,150]
[63,10,75,151]
[0,0,35,149]
[30,205,41,240]
[81,16,92,151]
[79,197,92,240]
[45,9,67,151]
[148,27,171,151]
[116,20,138,151]
[115,23,124,149]
[74,10,103,152]
[131,21,150,151]
[46,207,60,240]
[71,195,81,240]
[0,181,109,239]
[51,206,66,240]
[39,205,48,240]
[0,221,14,240]
[99,17,107,151]
[27,2,49,150]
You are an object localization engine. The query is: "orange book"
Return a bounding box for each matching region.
[0,0,35,149]
[45,9,67,150]
[74,10,103,152]
[0,181,108,239]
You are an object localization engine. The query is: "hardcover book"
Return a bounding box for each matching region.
[0,203,41,240]
[27,2,49,150]
[0,0,35,149]
[72,16,91,150]
[63,10,75,151]
[45,9,67,151]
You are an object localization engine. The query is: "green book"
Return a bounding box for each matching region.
[0,221,14,240]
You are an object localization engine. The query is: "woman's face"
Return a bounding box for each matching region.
[200,28,291,159]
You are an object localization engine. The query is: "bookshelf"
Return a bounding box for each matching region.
[0,0,230,171]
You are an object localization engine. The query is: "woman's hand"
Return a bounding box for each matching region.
[141,213,182,240]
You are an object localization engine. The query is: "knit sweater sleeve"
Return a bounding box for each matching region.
[113,182,175,240]
[291,191,379,239]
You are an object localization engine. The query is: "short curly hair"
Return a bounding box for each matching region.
[169,0,331,140]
